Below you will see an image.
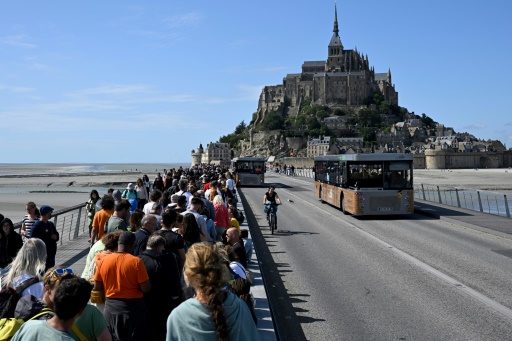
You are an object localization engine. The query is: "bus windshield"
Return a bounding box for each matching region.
[235,161,264,174]
[346,161,412,189]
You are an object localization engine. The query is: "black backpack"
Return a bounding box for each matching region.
[0,277,40,319]
[236,211,245,225]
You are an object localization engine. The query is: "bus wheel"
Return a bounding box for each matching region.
[341,195,348,215]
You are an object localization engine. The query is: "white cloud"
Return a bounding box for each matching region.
[0,84,36,93]
[0,34,38,48]
[163,12,204,29]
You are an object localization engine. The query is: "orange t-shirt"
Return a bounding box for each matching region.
[92,209,114,239]
[94,252,149,299]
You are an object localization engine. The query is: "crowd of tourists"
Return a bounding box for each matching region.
[0,165,259,340]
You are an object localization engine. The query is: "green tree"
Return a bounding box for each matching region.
[358,127,376,145]
[234,121,246,134]
[333,108,346,116]
[250,112,257,125]
[421,113,437,129]
[358,109,381,127]
[261,111,285,130]
[306,116,320,130]
[316,108,329,119]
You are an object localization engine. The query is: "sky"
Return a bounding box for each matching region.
[1,0,511,163]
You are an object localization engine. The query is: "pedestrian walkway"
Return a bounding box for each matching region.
[414,199,512,238]
[54,200,277,340]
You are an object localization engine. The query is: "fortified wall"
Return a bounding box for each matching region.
[423,150,511,169]
[275,150,512,170]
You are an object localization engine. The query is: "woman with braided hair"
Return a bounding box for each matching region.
[166,242,258,340]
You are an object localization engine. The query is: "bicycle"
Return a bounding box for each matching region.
[265,202,280,234]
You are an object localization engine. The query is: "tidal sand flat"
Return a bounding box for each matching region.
[414,168,512,194]
[0,164,180,222]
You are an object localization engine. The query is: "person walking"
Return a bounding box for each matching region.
[94,231,150,340]
[30,205,59,270]
[166,243,258,340]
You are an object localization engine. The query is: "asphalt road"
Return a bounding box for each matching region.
[239,173,512,341]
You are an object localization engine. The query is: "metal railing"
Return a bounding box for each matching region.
[14,202,89,244]
[276,168,315,178]
[290,169,512,219]
[414,184,511,218]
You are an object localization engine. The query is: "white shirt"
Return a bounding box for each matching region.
[143,201,154,214]
[226,178,236,191]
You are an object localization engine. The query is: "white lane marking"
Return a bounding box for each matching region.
[278,187,512,321]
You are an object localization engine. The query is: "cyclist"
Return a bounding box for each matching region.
[263,186,282,228]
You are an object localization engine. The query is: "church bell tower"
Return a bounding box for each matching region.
[326,2,344,72]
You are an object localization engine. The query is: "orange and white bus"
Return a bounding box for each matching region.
[314,153,414,215]
[231,157,265,186]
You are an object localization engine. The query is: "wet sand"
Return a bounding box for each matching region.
[0,169,155,222]
[414,168,512,193]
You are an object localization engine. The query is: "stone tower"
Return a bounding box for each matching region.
[191,143,204,166]
[326,2,344,72]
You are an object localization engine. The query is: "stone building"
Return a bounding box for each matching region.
[254,3,398,125]
[307,136,332,157]
[191,143,231,166]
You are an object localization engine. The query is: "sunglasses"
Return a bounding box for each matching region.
[53,268,74,276]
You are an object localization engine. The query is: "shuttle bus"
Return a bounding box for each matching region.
[314,153,414,215]
[231,157,266,186]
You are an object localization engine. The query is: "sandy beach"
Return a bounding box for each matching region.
[414,168,512,193]
[0,168,167,222]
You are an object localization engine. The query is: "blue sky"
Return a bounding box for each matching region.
[1,0,511,163]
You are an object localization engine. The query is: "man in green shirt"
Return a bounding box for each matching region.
[105,200,130,234]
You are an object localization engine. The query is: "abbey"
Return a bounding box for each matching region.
[254,4,398,124]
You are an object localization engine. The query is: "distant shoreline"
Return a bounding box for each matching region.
[0,170,141,179]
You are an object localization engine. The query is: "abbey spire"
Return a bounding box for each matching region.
[329,2,343,50]
[326,2,344,71]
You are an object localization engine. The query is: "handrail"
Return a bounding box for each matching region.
[13,202,89,244]
[414,184,511,218]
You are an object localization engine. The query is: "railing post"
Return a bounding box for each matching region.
[477,191,483,212]
[421,184,426,200]
[74,207,82,238]
[456,189,461,207]
[437,186,442,204]
[69,214,74,240]
[505,195,510,218]
[61,216,66,245]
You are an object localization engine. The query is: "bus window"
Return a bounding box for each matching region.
[384,162,412,189]
[253,162,264,174]
[347,162,383,188]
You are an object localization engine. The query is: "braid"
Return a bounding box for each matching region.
[206,287,229,340]
[185,243,231,340]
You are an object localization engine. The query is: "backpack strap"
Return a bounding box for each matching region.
[29,307,55,321]
[13,277,39,294]
[72,323,89,341]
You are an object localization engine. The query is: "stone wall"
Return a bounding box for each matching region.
[413,154,425,169]
[286,137,308,152]
[424,150,503,169]
[280,157,314,168]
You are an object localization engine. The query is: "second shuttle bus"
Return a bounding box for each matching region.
[314,153,414,215]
